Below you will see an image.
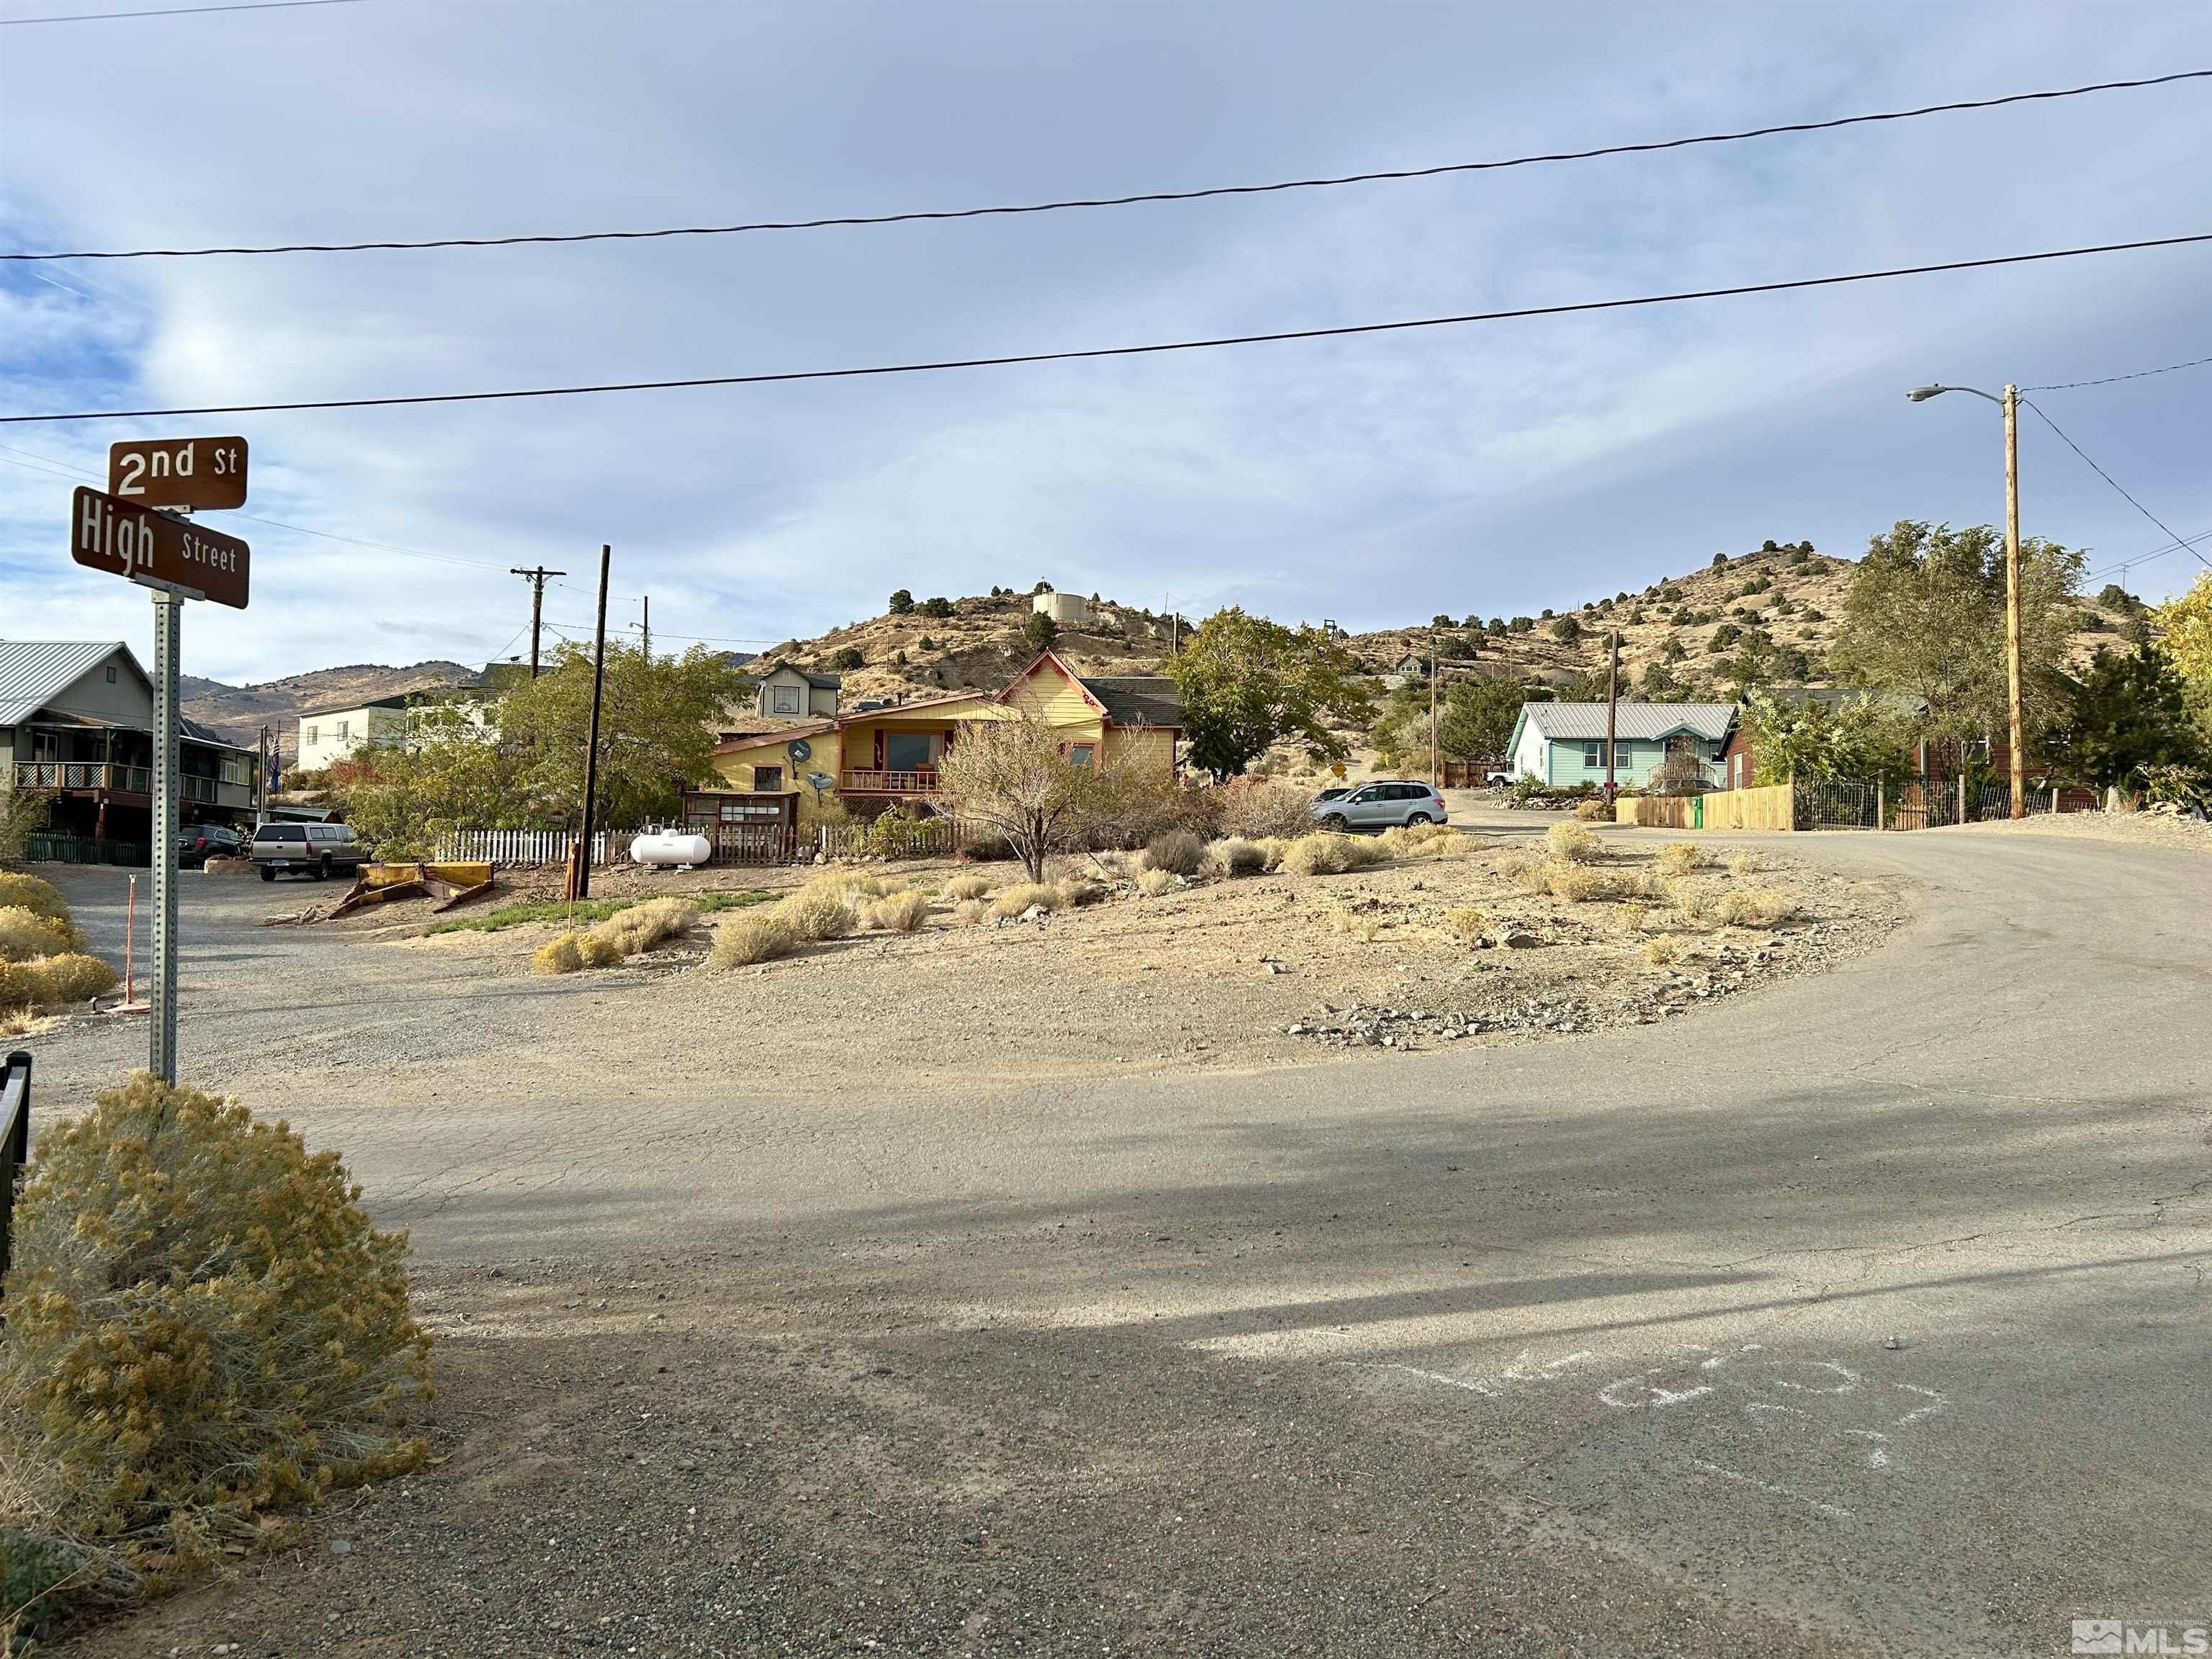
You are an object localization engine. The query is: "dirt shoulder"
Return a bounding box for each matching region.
[374,830,1908,1095]
[1934,809,2211,855]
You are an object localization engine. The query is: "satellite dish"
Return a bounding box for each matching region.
[787,737,812,763]
[806,770,836,796]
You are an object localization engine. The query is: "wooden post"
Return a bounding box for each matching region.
[575,544,611,901]
[1959,772,1968,824]
[2003,385,2026,821]
[1876,778,1885,831]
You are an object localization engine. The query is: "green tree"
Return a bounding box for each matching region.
[1437,675,1539,761]
[827,646,865,670]
[1548,615,1583,644]
[337,706,516,855]
[1023,612,1059,652]
[887,589,914,615]
[500,642,749,829]
[2048,646,2200,788]
[1738,690,1915,788]
[2152,572,2212,742]
[1169,608,1373,780]
[1830,519,2084,744]
[917,595,956,619]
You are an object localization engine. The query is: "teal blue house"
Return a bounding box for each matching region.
[1506,701,1735,788]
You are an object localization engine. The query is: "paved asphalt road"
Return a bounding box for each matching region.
[26,827,2212,1657]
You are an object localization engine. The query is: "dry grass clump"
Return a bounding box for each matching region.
[531,934,585,975]
[774,885,857,943]
[1446,906,1491,945]
[1573,798,1611,822]
[1330,907,1381,943]
[951,899,988,927]
[1666,879,1722,925]
[863,890,932,932]
[1251,837,1294,872]
[1280,832,1390,876]
[1141,830,1208,876]
[941,871,992,902]
[28,954,118,1004]
[1134,867,1178,897]
[710,912,796,966]
[0,871,68,925]
[1727,852,1763,878]
[1653,842,1709,876]
[1717,887,1802,927]
[811,870,887,899]
[1377,821,1457,859]
[1545,863,1621,904]
[575,932,624,968]
[1546,822,1604,863]
[588,896,696,958]
[988,882,1066,920]
[0,1076,430,1641]
[0,906,76,963]
[1643,934,1683,966]
[1218,778,1321,840]
[1208,836,1268,877]
[1054,876,1107,909]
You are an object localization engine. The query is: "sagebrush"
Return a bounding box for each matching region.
[1546,822,1604,863]
[710,913,795,966]
[1141,830,1207,876]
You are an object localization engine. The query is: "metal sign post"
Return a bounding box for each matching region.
[60,439,253,1087]
[149,590,182,1084]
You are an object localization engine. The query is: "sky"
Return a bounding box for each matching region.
[3,0,2211,685]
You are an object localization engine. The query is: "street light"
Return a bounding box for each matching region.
[1907,379,2026,819]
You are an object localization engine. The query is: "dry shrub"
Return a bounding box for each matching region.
[1546,822,1604,863]
[0,907,74,963]
[774,886,857,943]
[1054,877,1107,908]
[1573,798,1611,822]
[863,891,932,932]
[0,872,68,925]
[1511,857,1555,895]
[1377,821,1457,860]
[0,1078,428,1637]
[1618,901,1651,935]
[588,896,697,960]
[575,932,624,968]
[1446,907,1490,945]
[1717,887,1802,927]
[1217,777,1321,840]
[1208,837,1267,877]
[0,1006,48,1041]
[1653,842,1709,877]
[1079,770,1222,852]
[1282,832,1389,876]
[1251,837,1294,872]
[1643,934,1683,966]
[951,899,988,927]
[28,954,117,1004]
[531,934,585,975]
[710,913,795,966]
[1546,863,1620,904]
[1134,867,1178,897]
[0,961,42,1012]
[814,871,887,899]
[941,872,992,902]
[987,882,1065,920]
[1330,908,1381,943]
[1667,879,1721,925]
[1141,830,1207,876]
[1727,852,1763,878]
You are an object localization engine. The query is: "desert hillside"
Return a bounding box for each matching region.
[183,660,472,761]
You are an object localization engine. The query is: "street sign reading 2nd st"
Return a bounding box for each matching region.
[107,435,248,511]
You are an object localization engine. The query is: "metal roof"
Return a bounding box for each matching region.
[0,640,141,727]
[1519,701,1737,742]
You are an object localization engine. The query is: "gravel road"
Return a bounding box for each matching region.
[24,823,2212,1658]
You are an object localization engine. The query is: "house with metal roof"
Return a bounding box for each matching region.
[1506,701,1737,789]
[752,662,844,721]
[1,639,261,851]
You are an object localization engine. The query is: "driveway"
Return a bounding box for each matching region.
[25,827,2212,1658]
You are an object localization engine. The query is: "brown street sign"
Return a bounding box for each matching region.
[71,487,251,609]
[107,436,248,511]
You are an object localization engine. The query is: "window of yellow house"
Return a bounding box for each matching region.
[1066,741,1096,768]
[753,764,783,791]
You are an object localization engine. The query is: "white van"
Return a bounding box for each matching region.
[250,821,369,881]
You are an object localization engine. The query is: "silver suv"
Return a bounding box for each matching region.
[251,820,370,881]
[1312,780,1449,831]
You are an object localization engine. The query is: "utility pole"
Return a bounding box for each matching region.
[575,546,611,901]
[1604,629,1622,807]
[511,565,567,677]
[640,595,650,663]
[1429,630,1440,787]
[2002,383,2026,820]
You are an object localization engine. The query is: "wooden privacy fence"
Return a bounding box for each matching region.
[1622,778,2106,834]
[1615,782,1796,831]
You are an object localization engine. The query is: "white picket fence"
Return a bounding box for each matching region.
[436,827,634,867]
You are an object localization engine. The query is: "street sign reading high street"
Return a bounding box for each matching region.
[70,485,251,609]
[107,435,248,511]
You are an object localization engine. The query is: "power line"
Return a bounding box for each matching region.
[2023,351,2212,391]
[0,0,360,24]
[10,228,2212,427]
[2084,528,2212,585]
[2019,396,2212,572]
[9,68,2208,261]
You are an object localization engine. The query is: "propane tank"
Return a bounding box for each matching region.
[629,829,711,868]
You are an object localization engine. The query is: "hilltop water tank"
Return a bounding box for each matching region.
[630,830,711,868]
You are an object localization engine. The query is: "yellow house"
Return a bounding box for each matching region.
[709,650,1180,824]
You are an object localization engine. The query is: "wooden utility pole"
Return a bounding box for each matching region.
[1603,629,1622,806]
[640,594,650,662]
[512,565,567,678]
[2002,384,2026,820]
[574,545,611,900]
[1429,631,1440,787]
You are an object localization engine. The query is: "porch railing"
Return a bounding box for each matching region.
[12,761,152,794]
[840,768,938,793]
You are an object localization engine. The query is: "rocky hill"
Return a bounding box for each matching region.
[183,660,472,761]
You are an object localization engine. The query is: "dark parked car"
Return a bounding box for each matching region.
[176,823,246,867]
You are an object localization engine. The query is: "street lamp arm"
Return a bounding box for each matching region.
[1906,382,2005,406]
